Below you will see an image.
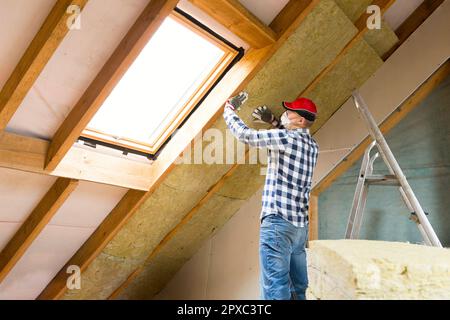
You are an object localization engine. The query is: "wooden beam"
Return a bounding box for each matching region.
[299,0,396,98]
[0,131,152,191]
[44,0,179,172]
[308,192,319,241]
[313,59,450,195]
[0,178,78,284]
[189,0,277,48]
[38,0,320,300]
[0,0,89,131]
[37,189,147,300]
[382,0,444,60]
[270,0,313,36]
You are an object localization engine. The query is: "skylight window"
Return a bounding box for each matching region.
[82,12,238,154]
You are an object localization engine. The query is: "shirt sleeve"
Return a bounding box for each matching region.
[223,105,289,151]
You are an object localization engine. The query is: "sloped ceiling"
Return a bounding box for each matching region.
[59,0,398,300]
[0,0,411,300]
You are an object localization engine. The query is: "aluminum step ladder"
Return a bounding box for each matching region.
[345,90,442,247]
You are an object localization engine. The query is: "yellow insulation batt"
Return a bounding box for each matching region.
[307,240,450,300]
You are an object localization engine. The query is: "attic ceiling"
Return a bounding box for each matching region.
[0,0,427,300]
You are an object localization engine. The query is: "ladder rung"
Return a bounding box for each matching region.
[365,175,400,186]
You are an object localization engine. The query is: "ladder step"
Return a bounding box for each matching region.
[365,175,400,186]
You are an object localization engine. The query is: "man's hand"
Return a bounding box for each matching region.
[226,91,249,111]
[252,106,280,128]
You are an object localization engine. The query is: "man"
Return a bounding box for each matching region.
[223,92,319,300]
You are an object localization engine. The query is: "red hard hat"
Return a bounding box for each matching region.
[282,97,317,121]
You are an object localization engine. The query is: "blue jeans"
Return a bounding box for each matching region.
[259,214,309,300]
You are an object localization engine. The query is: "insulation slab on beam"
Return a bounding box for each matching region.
[307,240,450,299]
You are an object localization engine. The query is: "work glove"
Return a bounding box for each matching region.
[252,106,281,128]
[226,91,249,111]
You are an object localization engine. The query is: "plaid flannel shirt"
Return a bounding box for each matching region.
[223,106,319,227]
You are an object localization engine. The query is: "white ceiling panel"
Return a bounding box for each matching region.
[0,0,56,89]
[7,0,149,139]
[49,180,127,228]
[0,168,57,223]
[239,0,289,25]
[0,224,95,300]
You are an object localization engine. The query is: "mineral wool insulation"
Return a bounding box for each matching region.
[307,240,450,300]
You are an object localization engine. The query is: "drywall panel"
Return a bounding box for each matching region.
[384,0,424,30]
[154,239,212,300]
[0,224,95,299]
[205,191,261,300]
[312,0,450,186]
[154,186,263,300]
[7,0,149,139]
[0,0,56,89]
[0,168,56,224]
[313,149,351,185]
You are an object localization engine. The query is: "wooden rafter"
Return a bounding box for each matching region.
[0,131,152,191]
[44,0,179,172]
[0,0,89,131]
[308,193,319,241]
[38,0,320,300]
[269,0,313,36]
[189,0,277,48]
[0,178,78,284]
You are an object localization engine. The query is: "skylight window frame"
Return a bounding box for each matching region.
[81,10,239,155]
